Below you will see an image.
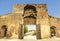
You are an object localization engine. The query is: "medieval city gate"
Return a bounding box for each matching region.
[16,4,50,39]
[18,5,41,39]
[0,4,60,39]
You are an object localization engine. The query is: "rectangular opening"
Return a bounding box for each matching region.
[24,25,36,39]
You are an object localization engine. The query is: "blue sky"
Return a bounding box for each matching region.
[0,0,60,18]
[27,25,36,30]
[0,0,60,30]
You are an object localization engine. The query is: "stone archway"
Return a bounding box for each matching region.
[1,25,7,37]
[18,5,41,39]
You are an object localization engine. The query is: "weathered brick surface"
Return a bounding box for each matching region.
[0,4,60,39]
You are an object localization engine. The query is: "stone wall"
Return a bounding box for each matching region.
[36,4,50,38]
[49,16,60,37]
[0,4,60,39]
[0,13,23,38]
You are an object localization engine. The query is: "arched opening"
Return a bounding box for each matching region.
[23,5,37,24]
[50,26,56,37]
[1,25,7,37]
[23,4,37,17]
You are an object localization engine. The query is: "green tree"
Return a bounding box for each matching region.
[24,25,28,34]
